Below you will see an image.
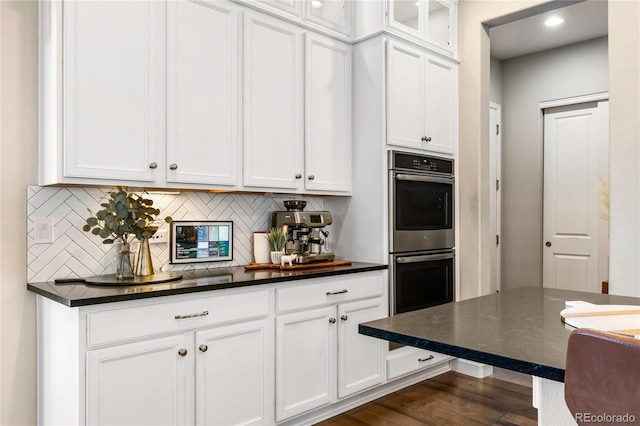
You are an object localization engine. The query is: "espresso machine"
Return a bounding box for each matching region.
[270,200,335,264]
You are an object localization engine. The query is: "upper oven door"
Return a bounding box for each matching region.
[390,170,454,253]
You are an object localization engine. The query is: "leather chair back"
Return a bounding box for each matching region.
[564,328,640,425]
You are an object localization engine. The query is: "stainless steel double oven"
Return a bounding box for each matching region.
[389,151,455,315]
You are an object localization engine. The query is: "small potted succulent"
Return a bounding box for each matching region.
[266,228,286,264]
[83,187,172,278]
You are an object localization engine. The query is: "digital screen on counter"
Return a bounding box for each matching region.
[170,221,233,263]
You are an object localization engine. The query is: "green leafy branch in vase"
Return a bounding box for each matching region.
[82,187,172,245]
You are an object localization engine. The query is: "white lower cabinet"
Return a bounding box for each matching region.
[274,273,385,421]
[86,319,272,426]
[86,334,190,425]
[37,272,393,426]
[196,319,272,426]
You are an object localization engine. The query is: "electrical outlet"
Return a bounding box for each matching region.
[33,217,55,244]
[149,230,168,245]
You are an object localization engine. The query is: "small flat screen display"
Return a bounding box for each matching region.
[170,221,233,263]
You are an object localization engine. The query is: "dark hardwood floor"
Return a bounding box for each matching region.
[316,372,537,426]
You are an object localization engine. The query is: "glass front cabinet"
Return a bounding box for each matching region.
[387,0,456,54]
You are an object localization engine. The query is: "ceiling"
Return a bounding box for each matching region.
[489,0,608,60]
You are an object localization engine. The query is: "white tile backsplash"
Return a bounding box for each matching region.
[27,186,323,282]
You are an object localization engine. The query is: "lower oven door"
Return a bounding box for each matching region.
[390,250,455,315]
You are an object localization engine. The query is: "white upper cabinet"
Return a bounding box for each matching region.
[243,12,304,190]
[353,0,457,57]
[388,0,456,54]
[304,33,352,192]
[40,0,165,185]
[304,0,351,37]
[237,0,351,39]
[423,54,456,155]
[386,38,456,155]
[166,0,240,187]
[387,41,424,150]
[243,12,352,194]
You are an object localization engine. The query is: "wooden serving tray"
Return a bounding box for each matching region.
[561,304,640,338]
[245,260,352,271]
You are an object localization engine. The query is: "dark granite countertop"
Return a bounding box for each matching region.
[28,262,387,307]
[359,286,640,382]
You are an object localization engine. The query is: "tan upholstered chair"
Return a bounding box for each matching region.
[564,328,640,425]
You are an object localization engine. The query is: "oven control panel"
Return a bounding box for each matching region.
[390,152,453,175]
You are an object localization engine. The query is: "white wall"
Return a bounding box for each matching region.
[0,1,38,424]
[609,0,640,297]
[500,37,608,292]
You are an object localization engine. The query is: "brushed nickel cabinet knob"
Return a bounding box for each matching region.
[178,348,188,357]
[295,174,302,179]
[329,317,336,324]
[308,175,315,180]
[149,162,158,169]
[199,344,208,353]
[169,163,178,170]
[340,315,348,321]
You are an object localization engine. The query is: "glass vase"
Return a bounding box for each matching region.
[116,243,134,279]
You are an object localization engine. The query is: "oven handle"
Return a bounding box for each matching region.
[394,173,453,185]
[396,253,454,263]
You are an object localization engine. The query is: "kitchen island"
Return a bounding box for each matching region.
[359,286,640,425]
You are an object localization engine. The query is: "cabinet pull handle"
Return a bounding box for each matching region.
[329,317,337,324]
[340,314,348,321]
[418,355,435,362]
[308,175,315,180]
[174,310,209,320]
[169,163,178,170]
[149,162,158,169]
[326,289,348,296]
[178,348,188,357]
[295,174,302,179]
[199,344,208,353]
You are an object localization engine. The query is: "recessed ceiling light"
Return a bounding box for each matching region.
[545,17,564,27]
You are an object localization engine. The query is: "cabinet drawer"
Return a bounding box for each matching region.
[387,346,453,380]
[276,272,384,313]
[87,290,269,347]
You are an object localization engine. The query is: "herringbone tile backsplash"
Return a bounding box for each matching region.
[27,186,324,282]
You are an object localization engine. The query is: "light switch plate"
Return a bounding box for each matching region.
[33,217,55,244]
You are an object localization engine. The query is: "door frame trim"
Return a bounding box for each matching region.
[539,92,609,110]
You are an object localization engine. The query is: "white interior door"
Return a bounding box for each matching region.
[489,103,502,293]
[543,100,609,292]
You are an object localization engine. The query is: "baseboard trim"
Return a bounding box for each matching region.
[450,358,494,378]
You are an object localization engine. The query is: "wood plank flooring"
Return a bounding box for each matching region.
[316,372,537,426]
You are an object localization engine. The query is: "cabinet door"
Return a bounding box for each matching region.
[243,12,304,190]
[304,33,352,193]
[304,0,351,36]
[387,40,424,150]
[275,306,336,420]
[337,298,384,398]
[426,0,456,51]
[166,0,239,187]
[196,319,272,426]
[86,334,190,426]
[424,55,456,155]
[63,0,164,183]
[387,0,424,40]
